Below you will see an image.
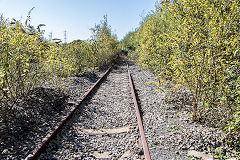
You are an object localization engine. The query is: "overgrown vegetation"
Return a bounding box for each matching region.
[121,0,239,157]
[61,15,119,75]
[0,14,119,125]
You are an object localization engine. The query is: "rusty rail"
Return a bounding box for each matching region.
[25,67,111,160]
[127,64,151,160]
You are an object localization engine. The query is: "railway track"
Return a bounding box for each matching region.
[26,62,151,159]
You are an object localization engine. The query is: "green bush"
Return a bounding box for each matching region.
[0,14,119,125]
[0,18,73,124]
[61,41,96,75]
[90,15,119,66]
[120,30,139,59]
[124,0,240,144]
[61,15,119,75]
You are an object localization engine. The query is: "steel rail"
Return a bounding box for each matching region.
[127,64,151,160]
[25,67,112,160]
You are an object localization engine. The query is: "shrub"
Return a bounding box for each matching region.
[125,0,240,126]
[0,18,73,124]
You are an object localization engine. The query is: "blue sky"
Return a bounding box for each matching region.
[0,0,157,42]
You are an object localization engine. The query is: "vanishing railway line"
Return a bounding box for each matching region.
[26,61,151,159]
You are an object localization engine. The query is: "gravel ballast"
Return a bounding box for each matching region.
[0,58,229,160]
[128,61,224,160]
[39,62,141,159]
[0,70,103,159]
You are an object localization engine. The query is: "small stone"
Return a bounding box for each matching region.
[68,101,77,105]
[2,149,8,154]
[188,150,213,160]
[190,147,194,150]
[181,145,189,150]
[92,151,111,159]
[120,150,131,159]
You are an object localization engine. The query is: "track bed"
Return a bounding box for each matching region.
[39,62,142,159]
